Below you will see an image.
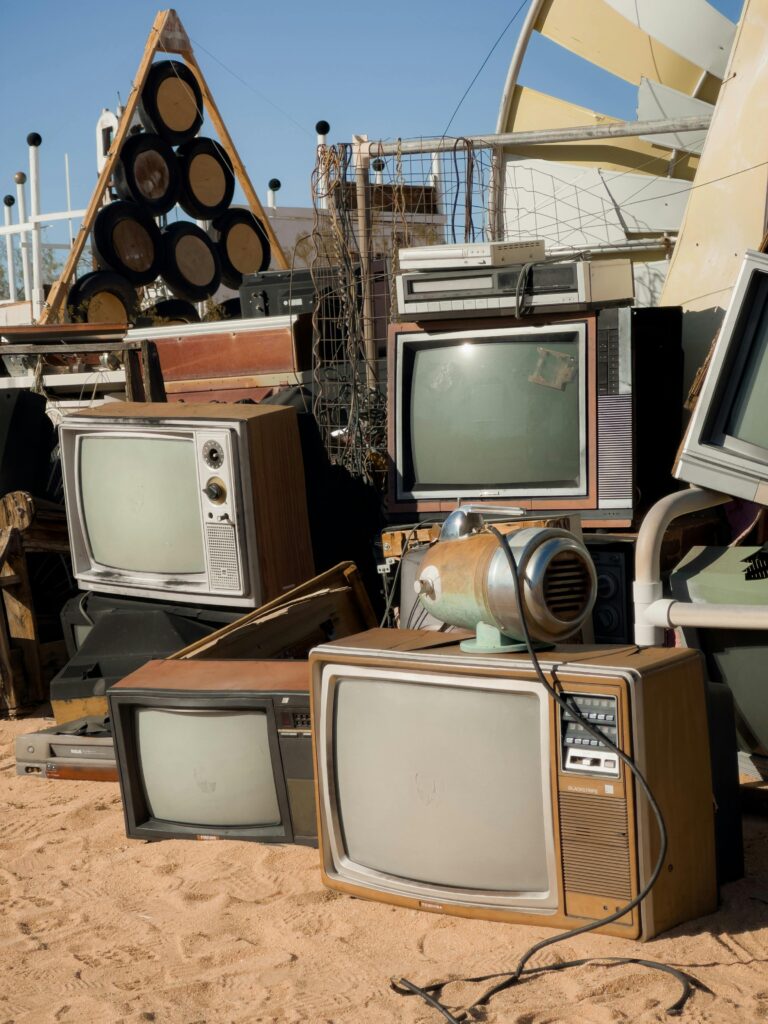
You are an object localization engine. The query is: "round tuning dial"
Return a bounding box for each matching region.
[203,440,224,469]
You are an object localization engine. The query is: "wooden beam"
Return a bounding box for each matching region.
[181,47,290,270]
[40,9,176,324]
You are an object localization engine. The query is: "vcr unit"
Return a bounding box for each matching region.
[395,258,634,320]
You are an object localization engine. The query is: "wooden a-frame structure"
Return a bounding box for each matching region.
[41,8,288,325]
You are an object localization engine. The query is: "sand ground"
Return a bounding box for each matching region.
[2,715,768,1024]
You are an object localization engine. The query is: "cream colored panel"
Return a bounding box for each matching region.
[502,157,689,248]
[503,88,699,180]
[605,0,736,78]
[637,79,713,155]
[534,0,721,100]
[661,0,768,390]
[503,159,627,248]
[599,170,691,234]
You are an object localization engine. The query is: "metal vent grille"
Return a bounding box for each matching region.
[543,552,593,622]
[559,791,633,899]
[597,395,633,501]
[205,523,241,591]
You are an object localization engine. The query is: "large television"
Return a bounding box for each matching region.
[388,307,683,528]
[108,658,316,844]
[60,402,314,608]
[675,249,768,501]
[310,630,717,940]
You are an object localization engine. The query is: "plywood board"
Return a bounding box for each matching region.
[660,0,768,389]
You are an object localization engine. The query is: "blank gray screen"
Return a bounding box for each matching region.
[137,708,281,827]
[408,337,581,489]
[726,311,768,450]
[80,436,205,574]
[333,680,550,892]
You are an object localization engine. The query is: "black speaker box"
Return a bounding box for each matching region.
[585,537,634,645]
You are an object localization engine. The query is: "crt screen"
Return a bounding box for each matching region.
[136,708,281,828]
[407,335,582,490]
[333,679,550,893]
[725,287,768,451]
[80,435,205,574]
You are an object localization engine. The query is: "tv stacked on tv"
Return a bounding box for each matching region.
[49,402,314,724]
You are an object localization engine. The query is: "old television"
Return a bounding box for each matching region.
[60,402,314,608]
[108,659,316,845]
[675,249,768,501]
[388,307,683,528]
[310,630,717,940]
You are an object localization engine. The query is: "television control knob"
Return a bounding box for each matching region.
[204,478,226,503]
[203,440,225,469]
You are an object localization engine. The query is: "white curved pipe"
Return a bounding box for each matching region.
[633,485,731,647]
[496,0,547,134]
[643,599,768,632]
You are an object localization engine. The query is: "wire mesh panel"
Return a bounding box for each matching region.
[309,140,502,490]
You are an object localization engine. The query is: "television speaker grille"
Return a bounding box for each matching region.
[597,395,633,502]
[205,522,242,590]
[558,791,632,899]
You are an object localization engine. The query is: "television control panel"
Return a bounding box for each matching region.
[559,692,620,777]
[195,429,245,595]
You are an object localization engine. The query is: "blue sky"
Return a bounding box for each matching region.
[0,0,745,245]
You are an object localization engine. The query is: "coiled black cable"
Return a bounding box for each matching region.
[393,524,697,1021]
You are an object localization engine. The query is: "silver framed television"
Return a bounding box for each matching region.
[676,249,768,502]
[59,402,314,608]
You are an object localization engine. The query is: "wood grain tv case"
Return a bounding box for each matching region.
[109,659,316,845]
[310,630,717,940]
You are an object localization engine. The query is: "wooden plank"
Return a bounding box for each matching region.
[172,562,376,661]
[0,341,141,355]
[164,370,312,393]
[0,529,19,714]
[40,9,174,324]
[153,320,311,379]
[0,323,128,342]
[180,47,289,270]
[0,530,43,705]
[124,349,146,402]
[140,339,167,402]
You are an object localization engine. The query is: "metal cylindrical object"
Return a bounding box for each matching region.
[3,199,16,302]
[28,135,43,319]
[14,173,31,303]
[416,527,597,644]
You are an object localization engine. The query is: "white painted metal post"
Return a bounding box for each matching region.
[14,172,31,303]
[3,196,17,302]
[27,133,44,319]
[267,178,281,210]
[315,119,330,211]
[64,153,74,246]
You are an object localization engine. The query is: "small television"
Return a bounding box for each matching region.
[310,630,717,940]
[388,307,683,528]
[675,249,768,501]
[108,658,316,844]
[60,402,314,608]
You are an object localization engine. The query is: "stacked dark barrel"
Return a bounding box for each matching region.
[68,60,271,325]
